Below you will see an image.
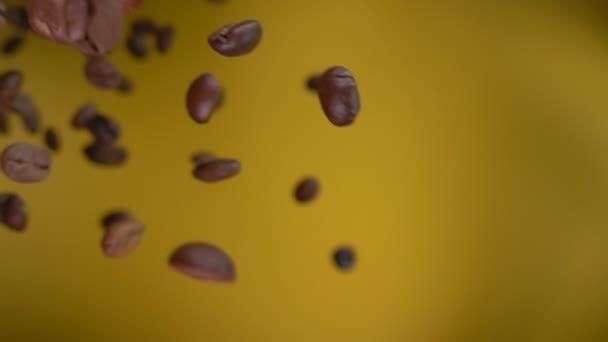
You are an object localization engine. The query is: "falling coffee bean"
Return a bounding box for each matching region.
[1,142,52,183]
[85,57,123,89]
[191,151,215,166]
[0,70,23,107]
[10,92,40,133]
[2,34,24,55]
[117,78,133,94]
[6,6,29,30]
[72,102,97,129]
[127,33,148,59]
[192,159,241,182]
[155,25,175,53]
[305,74,320,91]
[0,193,27,232]
[101,213,144,258]
[102,210,130,228]
[132,18,157,35]
[294,177,320,203]
[86,115,121,144]
[84,143,128,166]
[208,20,262,57]
[169,242,236,283]
[44,127,60,152]
[333,246,356,271]
[318,66,361,127]
[186,73,223,124]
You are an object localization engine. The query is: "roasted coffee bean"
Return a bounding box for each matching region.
[6,6,29,30]
[208,20,262,57]
[86,115,121,143]
[85,57,122,89]
[117,78,133,94]
[0,111,7,133]
[84,143,127,166]
[132,18,157,35]
[102,210,130,229]
[101,214,144,258]
[72,102,97,128]
[2,34,24,55]
[306,74,320,91]
[186,73,223,124]
[191,152,215,165]
[1,142,52,183]
[0,70,23,107]
[192,159,240,182]
[0,193,27,232]
[127,33,148,59]
[294,177,320,203]
[333,246,356,271]
[155,25,175,54]
[10,92,40,133]
[169,242,236,283]
[44,127,60,152]
[318,66,361,127]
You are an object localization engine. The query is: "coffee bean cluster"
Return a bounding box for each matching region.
[0,0,359,282]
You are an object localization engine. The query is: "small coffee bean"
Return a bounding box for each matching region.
[132,18,157,35]
[169,242,236,283]
[318,66,361,127]
[2,34,24,55]
[127,33,148,59]
[208,20,262,57]
[155,25,175,54]
[191,152,215,166]
[101,214,144,258]
[44,127,60,152]
[101,210,130,229]
[72,102,97,129]
[294,177,320,203]
[84,143,127,166]
[192,159,240,182]
[86,115,121,144]
[1,142,52,183]
[6,6,29,30]
[0,111,7,133]
[117,78,133,94]
[0,70,23,107]
[186,73,223,124]
[0,193,27,232]
[333,246,356,271]
[9,92,40,133]
[305,74,320,91]
[85,57,123,89]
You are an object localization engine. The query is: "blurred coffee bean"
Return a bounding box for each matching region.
[1,142,52,183]
[6,6,29,30]
[44,127,60,152]
[155,25,175,53]
[186,73,223,124]
[10,92,40,133]
[127,33,148,59]
[191,152,215,165]
[306,74,320,91]
[102,210,130,229]
[117,78,133,94]
[85,57,123,89]
[101,213,144,258]
[169,242,236,283]
[0,193,27,232]
[192,159,240,182]
[132,18,157,35]
[86,115,121,144]
[318,66,361,127]
[72,102,97,129]
[294,177,320,203]
[2,34,24,55]
[208,20,262,57]
[333,246,356,271]
[84,143,127,166]
[0,70,23,107]
[0,111,7,133]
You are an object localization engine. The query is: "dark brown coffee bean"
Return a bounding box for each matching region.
[333,246,356,271]
[0,193,27,232]
[0,111,7,134]
[84,143,127,166]
[132,18,157,35]
[169,242,236,283]
[2,34,24,55]
[75,0,125,56]
[186,73,223,124]
[208,20,262,57]
[127,33,148,59]
[44,127,60,152]
[85,57,122,89]
[86,115,121,144]
[318,66,361,127]
[191,152,215,166]
[192,159,240,182]
[0,70,23,107]
[1,142,52,183]
[101,210,130,229]
[294,177,320,203]
[306,74,320,91]
[155,25,175,54]
[6,6,29,30]
[101,214,144,258]
[10,92,40,133]
[72,102,97,129]
[117,78,133,94]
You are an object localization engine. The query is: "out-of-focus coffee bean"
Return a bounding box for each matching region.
[86,115,121,144]
[72,102,97,129]
[10,92,40,133]
[186,73,223,124]
[208,20,262,57]
[127,33,148,59]
[84,143,128,166]
[85,57,123,89]
[2,34,24,55]
[120,0,142,13]
[192,159,240,182]
[102,210,130,229]
[306,74,320,91]
[169,242,236,283]
[155,25,175,53]
[318,66,361,127]
[101,213,144,258]
[0,193,27,232]
[0,111,7,133]
[1,142,52,183]
[117,78,133,94]
[132,18,157,35]
[333,246,356,271]
[191,152,215,166]
[44,127,60,152]
[6,6,29,30]
[294,177,320,203]
[0,70,23,107]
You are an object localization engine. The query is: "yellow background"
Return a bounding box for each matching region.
[1,1,608,341]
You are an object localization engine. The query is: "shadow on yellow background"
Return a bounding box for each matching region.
[1,1,608,341]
